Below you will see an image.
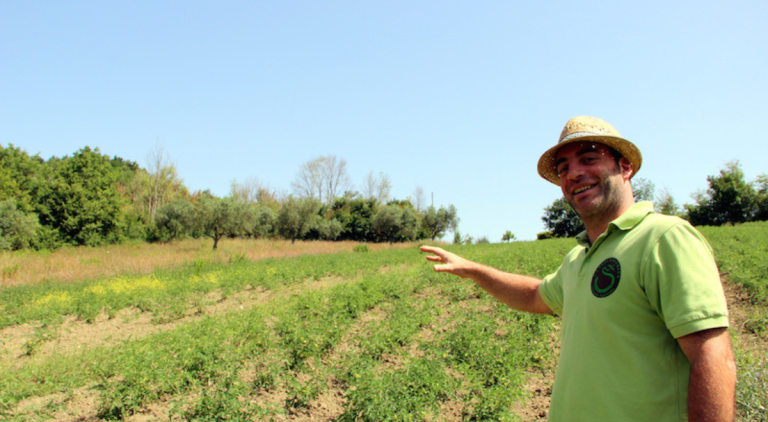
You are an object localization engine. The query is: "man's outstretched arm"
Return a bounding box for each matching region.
[420,245,552,314]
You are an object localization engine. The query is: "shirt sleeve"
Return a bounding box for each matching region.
[539,269,565,316]
[642,222,729,338]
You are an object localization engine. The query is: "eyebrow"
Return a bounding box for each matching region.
[555,145,601,168]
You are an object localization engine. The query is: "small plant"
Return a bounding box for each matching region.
[22,325,58,357]
[353,244,369,253]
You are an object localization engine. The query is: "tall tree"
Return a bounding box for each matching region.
[656,188,681,217]
[420,204,459,241]
[411,185,426,213]
[292,156,351,205]
[542,197,585,238]
[362,171,392,204]
[632,177,656,203]
[38,147,124,246]
[291,157,325,203]
[321,155,351,205]
[230,177,266,204]
[144,144,184,222]
[686,161,758,226]
[0,144,49,214]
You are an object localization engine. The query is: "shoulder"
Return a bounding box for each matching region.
[635,213,708,246]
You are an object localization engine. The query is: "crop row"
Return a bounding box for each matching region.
[2,248,561,421]
[1,221,766,421]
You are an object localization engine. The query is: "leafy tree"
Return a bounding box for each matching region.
[754,174,768,221]
[0,144,49,214]
[686,161,758,226]
[542,197,584,238]
[38,147,124,246]
[125,146,186,226]
[656,188,681,217]
[537,231,555,240]
[420,205,459,241]
[248,205,277,239]
[193,194,252,250]
[277,196,322,244]
[144,145,185,222]
[316,218,343,240]
[329,197,378,241]
[0,199,40,251]
[501,230,516,242]
[371,204,418,245]
[632,177,655,203]
[155,200,194,242]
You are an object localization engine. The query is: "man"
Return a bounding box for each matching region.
[421,116,736,422]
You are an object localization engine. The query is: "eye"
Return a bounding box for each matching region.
[556,164,568,177]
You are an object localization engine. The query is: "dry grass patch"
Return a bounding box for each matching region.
[0,238,418,287]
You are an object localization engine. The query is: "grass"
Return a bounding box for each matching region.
[0,237,417,288]
[0,222,766,421]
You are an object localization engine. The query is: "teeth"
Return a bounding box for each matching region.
[574,185,594,194]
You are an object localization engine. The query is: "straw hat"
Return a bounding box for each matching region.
[537,116,642,185]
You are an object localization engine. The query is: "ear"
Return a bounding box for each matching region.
[618,157,633,181]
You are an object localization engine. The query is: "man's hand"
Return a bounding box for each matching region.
[420,245,477,279]
[420,245,551,314]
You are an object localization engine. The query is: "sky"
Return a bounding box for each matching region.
[2,1,766,241]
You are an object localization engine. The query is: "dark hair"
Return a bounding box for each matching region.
[605,145,624,163]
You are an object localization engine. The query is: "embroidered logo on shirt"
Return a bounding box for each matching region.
[591,258,621,298]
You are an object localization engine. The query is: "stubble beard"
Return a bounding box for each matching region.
[567,175,626,228]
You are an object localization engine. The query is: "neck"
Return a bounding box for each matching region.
[583,198,635,244]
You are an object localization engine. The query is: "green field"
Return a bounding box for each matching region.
[1,222,766,421]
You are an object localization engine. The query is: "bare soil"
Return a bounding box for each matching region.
[4,277,763,422]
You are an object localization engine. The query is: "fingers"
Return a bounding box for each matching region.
[419,245,444,254]
[421,245,453,272]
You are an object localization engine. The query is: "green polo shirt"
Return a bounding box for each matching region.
[539,201,728,422]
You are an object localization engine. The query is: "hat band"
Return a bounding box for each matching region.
[559,131,620,144]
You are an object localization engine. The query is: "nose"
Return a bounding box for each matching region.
[564,163,585,181]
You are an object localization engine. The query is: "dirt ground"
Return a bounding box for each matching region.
[4,277,764,421]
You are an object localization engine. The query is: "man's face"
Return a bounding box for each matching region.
[554,142,631,221]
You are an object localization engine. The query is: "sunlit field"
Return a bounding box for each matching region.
[0,238,419,288]
[0,223,765,421]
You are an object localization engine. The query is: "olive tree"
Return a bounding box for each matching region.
[372,204,419,245]
[421,204,459,241]
[277,196,322,244]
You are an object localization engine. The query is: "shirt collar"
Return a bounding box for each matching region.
[575,201,656,249]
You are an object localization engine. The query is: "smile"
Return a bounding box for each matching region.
[573,184,596,195]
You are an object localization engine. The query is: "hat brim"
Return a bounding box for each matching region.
[537,134,643,185]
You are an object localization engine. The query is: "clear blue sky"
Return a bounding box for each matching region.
[2,1,766,241]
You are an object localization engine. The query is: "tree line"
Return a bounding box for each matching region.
[540,162,768,238]
[0,145,459,251]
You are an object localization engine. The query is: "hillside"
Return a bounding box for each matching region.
[1,222,766,421]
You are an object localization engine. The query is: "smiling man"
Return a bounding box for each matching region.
[421,116,736,422]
